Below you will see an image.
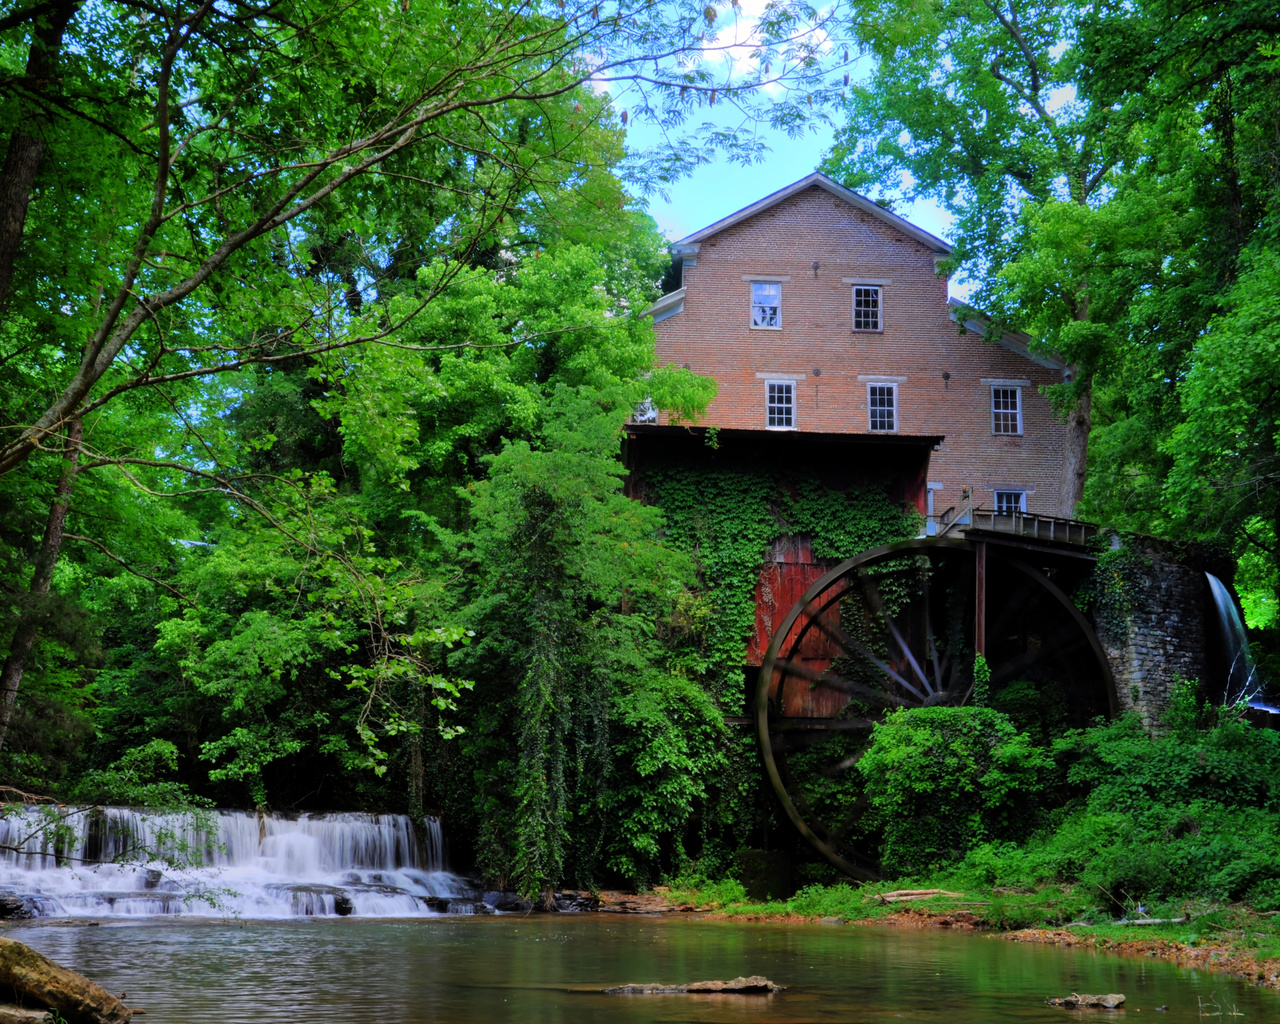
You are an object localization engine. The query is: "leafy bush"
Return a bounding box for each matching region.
[69,739,211,809]
[956,714,1280,912]
[664,872,749,909]
[857,707,1051,876]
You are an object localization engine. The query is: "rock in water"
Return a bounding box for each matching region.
[602,976,784,995]
[1046,993,1125,1008]
[0,1006,56,1023]
[0,938,133,1023]
[0,893,33,921]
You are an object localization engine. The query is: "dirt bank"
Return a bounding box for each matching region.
[1005,927,1280,993]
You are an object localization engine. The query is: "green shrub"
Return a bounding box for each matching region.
[857,707,1051,876]
[664,872,749,908]
[953,714,1280,911]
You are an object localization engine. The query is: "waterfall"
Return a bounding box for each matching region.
[0,807,477,919]
[1206,573,1264,707]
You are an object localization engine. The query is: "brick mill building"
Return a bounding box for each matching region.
[635,172,1070,525]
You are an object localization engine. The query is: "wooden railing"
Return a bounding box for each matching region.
[967,510,1098,546]
[926,504,1099,547]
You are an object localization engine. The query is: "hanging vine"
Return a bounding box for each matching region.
[642,465,920,872]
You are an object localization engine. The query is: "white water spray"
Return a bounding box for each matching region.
[1205,572,1264,707]
[0,807,475,919]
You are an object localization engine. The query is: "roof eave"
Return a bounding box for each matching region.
[671,172,952,256]
[645,286,686,321]
[948,299,1068,372]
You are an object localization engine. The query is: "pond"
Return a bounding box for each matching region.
[7,915,1276,1024]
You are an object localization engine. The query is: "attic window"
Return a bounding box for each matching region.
[852,285,882,331]
[751,282,781,329]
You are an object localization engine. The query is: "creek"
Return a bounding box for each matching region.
[6,915,1277,1024]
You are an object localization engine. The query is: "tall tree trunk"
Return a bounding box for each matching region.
[1059,282,1094,518]
[408,689,425,818]
[1059,383,1091,518]
[0,418,82,752]
[0,0,78,309]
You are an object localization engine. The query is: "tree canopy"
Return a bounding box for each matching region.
[4,0,1280,898]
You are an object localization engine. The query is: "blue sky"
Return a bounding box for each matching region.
[625,120,966,298]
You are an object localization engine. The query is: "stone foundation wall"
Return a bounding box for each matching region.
[1097,539,1208,730]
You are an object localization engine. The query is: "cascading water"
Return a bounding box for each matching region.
[0,807,477,919]
[1205,572,1268,708]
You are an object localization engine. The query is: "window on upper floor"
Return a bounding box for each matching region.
[994,490,1027,513]
[630,397,658,424]
[766,380,794,428]
[868,382,896,432]
[852,285,882,331]
[992,386,1022,434]
[751,281,781,328]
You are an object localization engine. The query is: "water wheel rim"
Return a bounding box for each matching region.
[754,537,971,881]
[753,536,1118,882]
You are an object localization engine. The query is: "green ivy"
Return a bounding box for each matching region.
[1078,539,1152,644]
[972,653,992,706]
[642,466,920,869]
[646,468,919,703]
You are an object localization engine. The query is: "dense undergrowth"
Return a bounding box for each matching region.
[667,696,1280,934]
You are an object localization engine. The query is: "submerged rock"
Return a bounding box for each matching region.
[1046,993,1125,1008]
[484,892,533,913]
[602,976,784,995]
[57,891,183,915]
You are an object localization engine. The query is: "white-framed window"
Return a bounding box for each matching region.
[630,397,658,424]
[751,281,781,328]
[852,285,882,331]
[867,382,896,432]
[992,386,1022,434]
[766,380,794,428]
[994,490,1027,513]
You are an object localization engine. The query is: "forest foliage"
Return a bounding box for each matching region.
[2,0,1279,900]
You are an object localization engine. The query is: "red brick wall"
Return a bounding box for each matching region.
[653,185,1069,518]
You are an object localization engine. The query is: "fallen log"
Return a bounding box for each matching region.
[867,890,966,904]
[879,889,949,899]
[1046,993,1125,1008]
[602,976,784,995]
[0,938,132,1024]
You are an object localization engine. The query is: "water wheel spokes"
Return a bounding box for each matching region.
[756,538,977,881]
[756,537,1119,880]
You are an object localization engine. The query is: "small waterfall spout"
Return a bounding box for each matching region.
[1206,572,1263,707]
[0,807,477,920]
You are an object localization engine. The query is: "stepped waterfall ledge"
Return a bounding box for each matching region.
[0,807,475,918]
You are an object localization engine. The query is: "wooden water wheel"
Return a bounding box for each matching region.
[754,536,1117,881]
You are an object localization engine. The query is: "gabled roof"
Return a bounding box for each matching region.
[671,172,952,256]
[948,298,1068,372]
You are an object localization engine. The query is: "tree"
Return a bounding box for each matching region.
[0,0,848,750]
[822,0,1132,513]
[0,0,845,477]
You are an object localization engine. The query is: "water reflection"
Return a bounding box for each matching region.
[8,916,1276,1024]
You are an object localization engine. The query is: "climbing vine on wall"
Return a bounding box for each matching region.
[646,467,921,705]
[1078,537,1152,645]
[641,465,920,872]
